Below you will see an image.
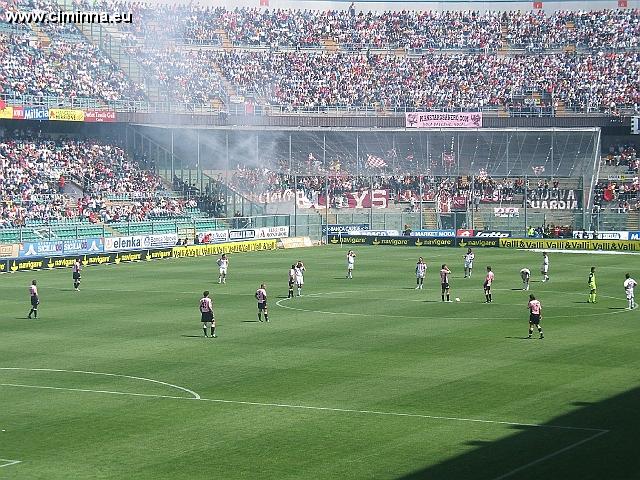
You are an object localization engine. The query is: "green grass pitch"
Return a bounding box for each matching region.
[1,246,639,479]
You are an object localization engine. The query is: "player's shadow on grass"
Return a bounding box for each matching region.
[241,320,261,323]
[275,295,289,299]
[504,336,532,340]
[181,335,206,338]
[608,307,627,310]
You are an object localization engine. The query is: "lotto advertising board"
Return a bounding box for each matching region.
[499,238,640,252]
[456,229,512,238]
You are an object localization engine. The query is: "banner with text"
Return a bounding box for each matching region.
[84,110,116,122]
[572,231,629,240]
[527,189,581,210]
[48,108,85,122]
[494,207,520,217]
[405,112,482,128]
[322,224,370,236]
[317,190,390,209]
[410,229,456,237]
[500,238,640,252]
[104,234,178,252]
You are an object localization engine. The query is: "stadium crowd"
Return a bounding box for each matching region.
[0,32,145,102]
[75,3,640,52]
[0,132,183,227]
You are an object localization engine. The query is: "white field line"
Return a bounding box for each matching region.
[0,368,200,400]
[492,429,610,480]
[0,372,606,433]
[0,458,21,468]
[275,290,629,321]
[1,369,610,476]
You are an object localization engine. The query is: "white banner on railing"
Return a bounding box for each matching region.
[572,231,629,240]
[197,230,229,244]
[494,207,520,217]
[198,226,289,244]
[104,234,179,252]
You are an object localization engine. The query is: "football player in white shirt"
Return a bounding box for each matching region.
[541,252,549,282]
[463,248,475,278]
[415,257,427,289]
[623,273,637,310]
[295,261,305,296]
[520,268,531,291]
[217,254,229,284]
[346,250,356,279]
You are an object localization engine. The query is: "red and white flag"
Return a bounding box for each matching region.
[366,154,387,168]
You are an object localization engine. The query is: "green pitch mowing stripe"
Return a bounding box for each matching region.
[0,246,638,479]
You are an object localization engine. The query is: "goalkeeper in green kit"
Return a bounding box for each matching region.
[587,267,597,303]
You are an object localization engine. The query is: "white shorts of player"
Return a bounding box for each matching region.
[627,290,634,300]
[465,262,473,269]
[347,264,354,270]
[296,276,304,285]
[416,273,425,279]
[219,268,227,275]
[542,266,548,273]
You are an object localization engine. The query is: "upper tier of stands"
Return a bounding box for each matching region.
[80,2,639,52]
[0,1,637,114]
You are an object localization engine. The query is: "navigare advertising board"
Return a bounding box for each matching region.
[410,229,456,237]
[104,234,178,252]
[328,235,455,247]
[322,224,370,236]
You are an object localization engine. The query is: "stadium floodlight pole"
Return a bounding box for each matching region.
[419,175,424,230]
[170,130,174,184]
[293,174,297,237]
[325,174,329,245]
[524,175,528,236]
[369,175,373,230]
[196,130,200,193]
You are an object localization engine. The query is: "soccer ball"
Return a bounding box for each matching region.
[455,298,461,302]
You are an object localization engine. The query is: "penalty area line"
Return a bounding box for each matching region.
[0,382,606,434]
[0,458,21,468]
[492,429,610,480]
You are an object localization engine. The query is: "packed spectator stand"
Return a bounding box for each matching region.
[0,129,190,228]
[1,2,639,114]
